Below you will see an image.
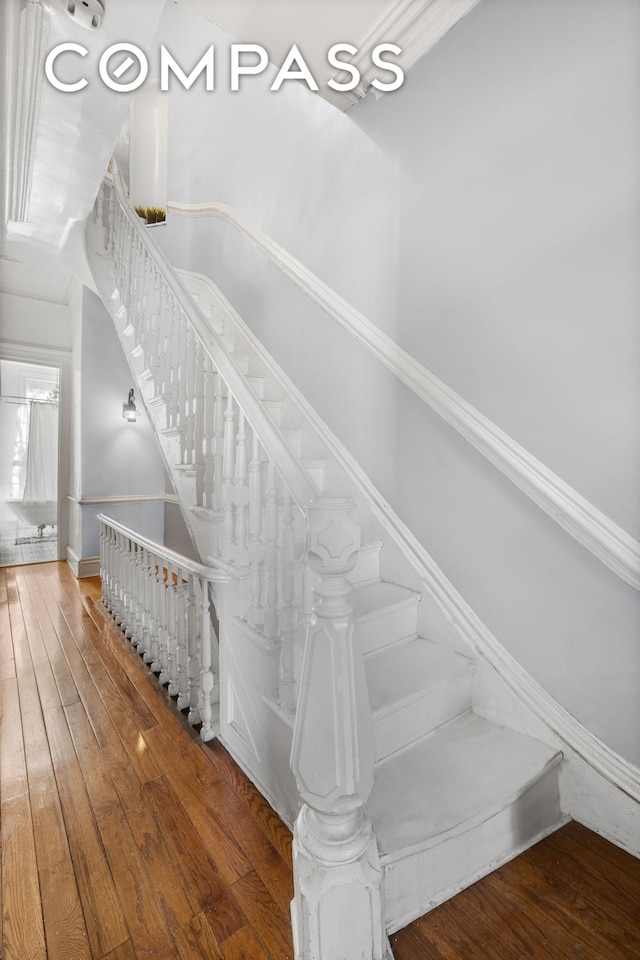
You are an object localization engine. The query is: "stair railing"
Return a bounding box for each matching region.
[99,513,228,741]
[88,164,390,959]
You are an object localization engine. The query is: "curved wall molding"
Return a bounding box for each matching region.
[168,200,640,592]
[185,266,640,854]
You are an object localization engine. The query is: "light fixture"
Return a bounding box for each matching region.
[122,388,140,422]
[66,0,105,30]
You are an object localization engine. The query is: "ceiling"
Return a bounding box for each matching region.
[0,248,76,306]
[173,0,392,96]
[0,0,479,307]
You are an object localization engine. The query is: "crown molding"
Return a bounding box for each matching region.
[3,1,49,224]
[0,277,77,306]
[320,0,481,110]
[0,338,71,365]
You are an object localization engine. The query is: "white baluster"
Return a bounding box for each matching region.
[99,521,107,605]
[177,318,189,463]
[212,370,225,518]
[113,530,124,625]
[187,574,201,726]
[157,562,170,684]
[122,224,134,317]
[203,357,216,511]
[166,563,179,697]
[263,460,279,641]
[247,432,264,628]
[199,578,217,742]
[194,339,206,506]
[123,535,135,639]
[131,235,145,336]
[169,302,181,431]
[185,326,196,466]
[279,488,297,714]
[221,392,236,561]
[141,547,154,663]
[176,572,190,710]
[234,410,249,565]
[149,553,162,674]
[133,543,145,649]
[106,524,114,611]
[146,261,161,383]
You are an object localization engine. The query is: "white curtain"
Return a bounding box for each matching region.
[23,402,58,502]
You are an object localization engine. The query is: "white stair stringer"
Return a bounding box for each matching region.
[172,273,566,931]
[85,191,570,944]
[170,270,569,923]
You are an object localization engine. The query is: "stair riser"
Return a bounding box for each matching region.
[381,764,565,933]
[374,679,472,763]
[347,543,382,587]
[358,601,418,656]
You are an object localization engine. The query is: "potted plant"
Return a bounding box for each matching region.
[134,205,166,226]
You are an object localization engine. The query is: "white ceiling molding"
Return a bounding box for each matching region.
[0,280,76,306]
[320,0,481,110]
[2,0,49,229]
[0,0,22,241]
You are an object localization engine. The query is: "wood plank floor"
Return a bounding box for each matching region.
[1,561,639,959]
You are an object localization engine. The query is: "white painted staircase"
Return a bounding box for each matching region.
[86,167,566,946]
[177,266,565,929]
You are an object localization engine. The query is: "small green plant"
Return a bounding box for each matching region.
[134,205,166,225]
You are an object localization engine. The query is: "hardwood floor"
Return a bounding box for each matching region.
[1,561,639,959]
[1,561,293,960]
[390,820,640,960]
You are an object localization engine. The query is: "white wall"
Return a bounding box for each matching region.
[155,1,640,764]
[71,288,168,559]
[352,0,640,537]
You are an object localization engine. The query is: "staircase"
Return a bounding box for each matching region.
[86,165,567,952]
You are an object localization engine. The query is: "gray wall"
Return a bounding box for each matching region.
[156,0,640,763]
[72,288,167,558]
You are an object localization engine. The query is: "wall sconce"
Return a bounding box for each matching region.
[122,388,140,422]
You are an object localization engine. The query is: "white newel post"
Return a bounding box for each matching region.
[290,498,390,960]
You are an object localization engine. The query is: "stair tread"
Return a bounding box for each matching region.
[366,637,473,716]
[353,581,419,621]
[370,713,562,858]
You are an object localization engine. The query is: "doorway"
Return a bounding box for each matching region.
[0,359,60,566]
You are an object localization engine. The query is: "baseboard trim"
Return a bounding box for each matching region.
[66,547,100,579]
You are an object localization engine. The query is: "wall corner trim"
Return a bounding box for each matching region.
[66,547,100,579]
